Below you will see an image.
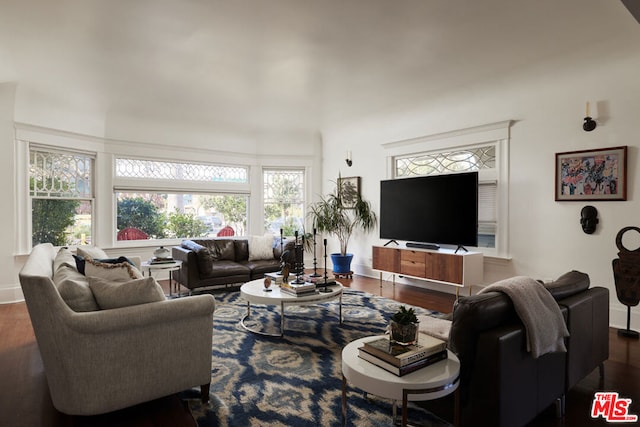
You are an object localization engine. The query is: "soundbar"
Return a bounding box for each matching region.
[406,242,440,250]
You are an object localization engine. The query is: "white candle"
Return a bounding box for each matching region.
[586,101,590,117]
[346,150,352,161]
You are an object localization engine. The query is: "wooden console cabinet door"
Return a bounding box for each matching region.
[425,252,463,284]
[372,246,399,273]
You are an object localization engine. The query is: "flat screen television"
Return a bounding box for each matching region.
[379,172,478,249]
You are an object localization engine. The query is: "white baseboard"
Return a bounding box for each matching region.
[609,304,640,332]
[0,284,24,304]
[357,263,637,330]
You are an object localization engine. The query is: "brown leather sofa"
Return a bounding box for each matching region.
[448,271,609,427]
[172,238,289,293]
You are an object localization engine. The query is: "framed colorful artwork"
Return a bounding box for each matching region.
[555,146,627,201]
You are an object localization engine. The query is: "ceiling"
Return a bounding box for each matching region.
[1,0,638,137]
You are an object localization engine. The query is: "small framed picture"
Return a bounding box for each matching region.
[338,176,361,209]
[555,146,627,201]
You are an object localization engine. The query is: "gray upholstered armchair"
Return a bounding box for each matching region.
[18,243,216,416]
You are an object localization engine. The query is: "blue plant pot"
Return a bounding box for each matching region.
[331,253,353,273]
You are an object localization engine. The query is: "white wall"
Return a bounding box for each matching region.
[0,83,22,303]
[321,36,640,331]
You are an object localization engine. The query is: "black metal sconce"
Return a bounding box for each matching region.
[345,150,352,167]
[583,101,597,132]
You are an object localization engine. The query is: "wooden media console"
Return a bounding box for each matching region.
[372,245,483,296]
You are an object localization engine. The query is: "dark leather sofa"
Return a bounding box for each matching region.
[448,271,609,427]
[172,238,286,293]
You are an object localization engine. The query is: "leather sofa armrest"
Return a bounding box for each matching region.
[172,246,200,289]
[460,322,566,427]
[558,286,609,390]
[544,270,590,300]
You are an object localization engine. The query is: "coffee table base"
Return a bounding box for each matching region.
[240,301,286,338]
[239,295,343,338]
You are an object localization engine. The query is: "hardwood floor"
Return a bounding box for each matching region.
[1,274,638,426]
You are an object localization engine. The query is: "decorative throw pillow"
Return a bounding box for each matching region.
[53,265,100,312]
[248,235,275,261]
[88,276,165,310]
[76,246,109,260]
[74,255,137,275]
[85,258,143,281]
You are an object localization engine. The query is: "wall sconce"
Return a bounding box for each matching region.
[583,101,597,132]
[345,150,353,167]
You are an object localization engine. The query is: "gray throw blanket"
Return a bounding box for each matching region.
[479,276,569,358]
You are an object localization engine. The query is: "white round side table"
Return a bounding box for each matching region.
[341,335,460,427]
[141,260,183,297]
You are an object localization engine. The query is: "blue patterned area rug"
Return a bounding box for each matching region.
[181,288,452,427]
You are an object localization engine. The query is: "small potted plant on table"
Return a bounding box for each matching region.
[389,306,420,346]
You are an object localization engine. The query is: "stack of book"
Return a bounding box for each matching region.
[303,274,336,287]
[150,257,175,264]
[264,272,284,285]
[280,281,316,296]
[358,335,448,376]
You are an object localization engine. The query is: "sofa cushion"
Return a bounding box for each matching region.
[204,260,250,278]
[544,270,590,300]
[248,235,275,261]
[212,239,236,261]
[76,246,109,260]
[234,240,249,261]
[241,259,281,277]
[53,264,100,312]
[53,247,76,272]
[85,258,143,281]
[88,276,166,309]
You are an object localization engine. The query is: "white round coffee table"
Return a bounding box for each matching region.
[240,278,343,337]
[341,335,460,427]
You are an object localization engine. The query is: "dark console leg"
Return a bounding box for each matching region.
[200,383,210,403]
[555,395,565,417]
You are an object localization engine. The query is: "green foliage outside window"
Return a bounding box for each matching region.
[32,199,80,246]
[202,195,247,230]
[166,209,208,238]
[117,197,166,238]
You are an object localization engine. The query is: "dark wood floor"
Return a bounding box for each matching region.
[1,274,638,426]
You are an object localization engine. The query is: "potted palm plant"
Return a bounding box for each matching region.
[308,177,377,274]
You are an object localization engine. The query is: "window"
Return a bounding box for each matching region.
[394,146,497,248]
[115,158,250,241]
[29,146,94,246]
[263,169,305,236]
[115,158,248,183]
[115,192,248,240]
